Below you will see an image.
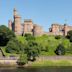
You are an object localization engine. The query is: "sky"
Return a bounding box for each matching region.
[0,0,72,31]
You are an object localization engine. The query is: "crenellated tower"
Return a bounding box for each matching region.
[13,8,21,35]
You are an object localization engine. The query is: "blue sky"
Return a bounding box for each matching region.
[0,0,72,31]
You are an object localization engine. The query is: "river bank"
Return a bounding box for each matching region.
[0,56,72,67]
[28,56,72,67]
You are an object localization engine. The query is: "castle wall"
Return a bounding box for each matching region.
[52,24,62,35]
[14,16,21,35]
[23,19,33,35]
[49,24,72,36]
[33,24,43,36]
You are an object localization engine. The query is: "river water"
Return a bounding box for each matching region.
[0,67,72,72]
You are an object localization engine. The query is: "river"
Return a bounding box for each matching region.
[0,67,72,72]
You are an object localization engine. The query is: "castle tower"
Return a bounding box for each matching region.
[13,8,21,35]
[23,19,33,35]
[51,24,60,35]
[64,24,68,36]
[33,24,43,36]
[14,8,17,17]
[8,20,12,30]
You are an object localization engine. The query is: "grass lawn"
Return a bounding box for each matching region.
[31,60,72,66]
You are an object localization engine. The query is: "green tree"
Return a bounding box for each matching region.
[24,41,40,61]
[70,36,72,42]
[6,38,23,53]
[24,33,35,41]
[0,25,15,46]
[55,35,61,39]
[67,30,72,39]
[55,44,65,55]
[17,53,28,65]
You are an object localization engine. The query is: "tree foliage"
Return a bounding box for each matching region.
[24,33,35,41]
[66,43,72,54]
[70,36,72,42]
[55,35,61,39]
[67,30,72,39]
[17,53,28,65]
[6,38,23,53]
[55,44,65,55]
[0,25,15,46]
[24,41,40,61]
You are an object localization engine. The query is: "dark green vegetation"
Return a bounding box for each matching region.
[67,30,72,42]
[55,44,65,55]
[17,53,28,65]
[0,25,72,65]
[0,25,15,46]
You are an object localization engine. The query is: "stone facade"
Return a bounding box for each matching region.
[49,23,72,36]
[8,8,43,36]
[8,8,72,36]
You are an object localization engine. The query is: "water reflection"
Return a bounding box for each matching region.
[0,67,72,72]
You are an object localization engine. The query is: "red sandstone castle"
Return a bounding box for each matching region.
[8,8,72,36]
[8,8,43,36]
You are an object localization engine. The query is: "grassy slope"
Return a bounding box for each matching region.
[35,35,70,56]
[2,35,71,56]
[17,35,71,56]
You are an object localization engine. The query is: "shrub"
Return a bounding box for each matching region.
[55,44,65,55]
[17,53,28,65]
[5,38,23,53]
[24,33,35,41]
[55,35,61,39]
[66,43,72,54]
[67,30,72,39]
[70,36,72,42]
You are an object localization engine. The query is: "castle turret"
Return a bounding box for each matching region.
[13,8,21,35]
[64,24,68,36]
[8,20,12,30]
[13,8,17,17]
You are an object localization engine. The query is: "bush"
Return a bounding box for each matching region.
[17,53,28,65]
[66,43,72,54]
[55,44,65,55]
[67,30,72,39]
[55,35,61,39]
[40,45,48,52]
[70,36,72,42]
[24,33,35,41]
[5,38,23,53]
